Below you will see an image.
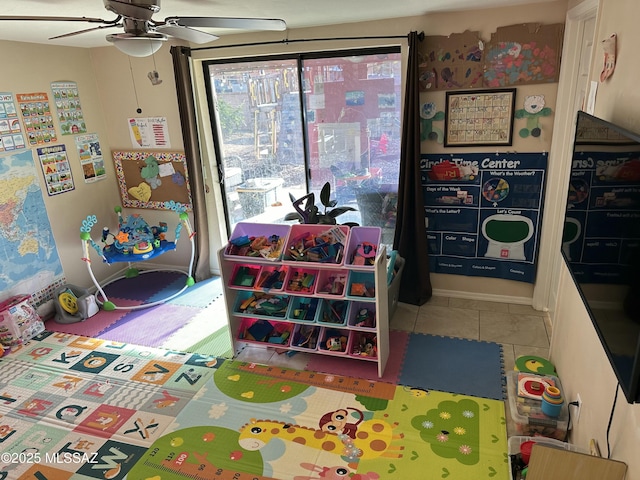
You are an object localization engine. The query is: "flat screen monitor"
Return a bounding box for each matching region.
[562,111,640,403]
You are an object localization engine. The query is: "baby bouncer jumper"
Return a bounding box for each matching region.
[80,202,195,311]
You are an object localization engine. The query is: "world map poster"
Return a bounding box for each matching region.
[0,149,64,301]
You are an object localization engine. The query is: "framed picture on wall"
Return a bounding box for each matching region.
[444,88,516,147]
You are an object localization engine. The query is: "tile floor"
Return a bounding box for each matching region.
[235,295,553,437]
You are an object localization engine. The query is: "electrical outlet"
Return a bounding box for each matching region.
[571,393,582,423]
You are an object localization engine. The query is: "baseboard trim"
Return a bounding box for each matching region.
[432,288,533,306]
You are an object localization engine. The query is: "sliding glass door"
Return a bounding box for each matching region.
[204,47,401,245]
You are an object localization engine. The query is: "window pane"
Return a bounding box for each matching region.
[302,52,401,245]
[208,59,306,230]
[206,49,401,249]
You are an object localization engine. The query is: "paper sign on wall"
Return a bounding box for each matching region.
[128,117,170,148]
[51,81,87,135]
[75,133,106,183]
[0,92,26,152]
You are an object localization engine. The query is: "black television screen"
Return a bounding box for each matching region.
[562,111,640,403]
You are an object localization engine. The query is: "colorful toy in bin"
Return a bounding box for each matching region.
[237,293,289,318]
[240,319,291,345]
[541,385,564,417]
[316,273,347,296]
[515,355,557,375]
[354,307,375,328]
[228,234,284,260]
[286,226,347,264]
[292,324,320,349]
[351,242,377,266]
[351,332,377,357]
[326,335,348,352]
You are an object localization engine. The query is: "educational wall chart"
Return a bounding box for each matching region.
[0,92,26,152]
[51,81,87,135]
[75,133,106,183]
[37,144,75,195]
[17,92,58,146]
[0,149,64,296]
[422,153,547,283]
[563,151,640,284]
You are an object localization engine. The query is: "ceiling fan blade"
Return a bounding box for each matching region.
[0,15,115,24]
[49,23,122,40]
[164,16,287,32]
[156,24,218,44]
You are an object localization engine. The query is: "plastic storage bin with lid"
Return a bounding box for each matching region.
[507,435,585,480]
[506,370,569,440]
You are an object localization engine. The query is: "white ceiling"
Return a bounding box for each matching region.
[0,0,560,49]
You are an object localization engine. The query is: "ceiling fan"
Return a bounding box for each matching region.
[0,0,287,56]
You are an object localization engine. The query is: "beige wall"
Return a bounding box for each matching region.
[0,1,569,304]
[551,0,640,477]
[187,1,568,302]
[0,41,121,292]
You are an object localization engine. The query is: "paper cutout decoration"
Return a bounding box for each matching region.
[600,33,617,82]
[514,95,553,138]
[419,30,484,91]
[420,102,445,143]
[484,23,564,87]
[128,182,152,202]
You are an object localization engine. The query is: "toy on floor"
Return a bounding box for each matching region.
[53,284,99,324]
[79,203,195,311]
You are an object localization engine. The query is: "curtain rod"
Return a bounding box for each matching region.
[189,32,424,53]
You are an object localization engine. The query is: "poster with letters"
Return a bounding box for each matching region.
[422,152,547,283]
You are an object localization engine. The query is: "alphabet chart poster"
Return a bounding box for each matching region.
[421,152,547,283]
[0,92,26,152]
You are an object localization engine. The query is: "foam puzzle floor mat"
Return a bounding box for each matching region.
[0,331,509,479]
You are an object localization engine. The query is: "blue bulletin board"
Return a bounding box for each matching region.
[421,152,547,283]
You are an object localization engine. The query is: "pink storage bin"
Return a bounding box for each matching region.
[290,323,321,351]
[345,226,381,269]
[230,264,262,289]
[347,301,377,330]
[237,318,293,347]
[284,267,319,295]
[255,265,288,292]
[315,269,348,298]
[224,222,290,262]
[283,224,350,266]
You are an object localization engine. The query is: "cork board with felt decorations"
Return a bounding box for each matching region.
[112,150,192,210]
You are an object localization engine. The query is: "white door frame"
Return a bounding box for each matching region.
[532,0,599,313]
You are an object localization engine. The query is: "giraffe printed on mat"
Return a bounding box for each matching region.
[238,417,405,461]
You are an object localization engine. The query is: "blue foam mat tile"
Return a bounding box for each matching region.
[399,333,505,400]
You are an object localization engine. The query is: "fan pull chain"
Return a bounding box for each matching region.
[128,56,142,114]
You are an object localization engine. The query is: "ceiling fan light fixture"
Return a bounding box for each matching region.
[106,32,167,57]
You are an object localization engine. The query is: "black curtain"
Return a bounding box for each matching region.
[393,31,432,305]
[171,45,211,282]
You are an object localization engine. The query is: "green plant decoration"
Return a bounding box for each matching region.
[284,181,359,226]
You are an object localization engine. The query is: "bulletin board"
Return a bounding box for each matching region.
[112,151,192,210]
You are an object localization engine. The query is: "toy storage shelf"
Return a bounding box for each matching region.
[217,225,389,378]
